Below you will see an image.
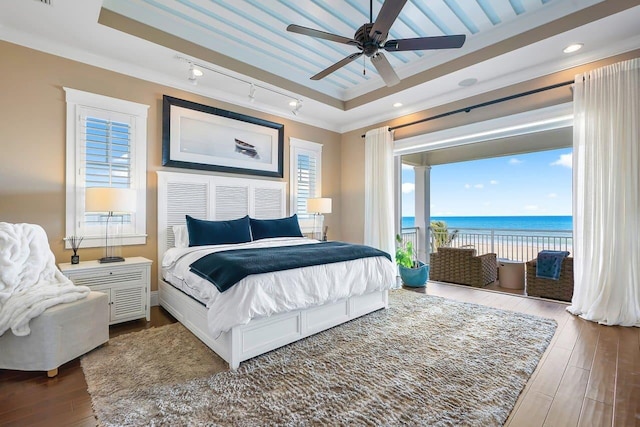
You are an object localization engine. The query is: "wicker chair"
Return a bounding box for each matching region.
[526,257,574,302]
[429,247,497,288]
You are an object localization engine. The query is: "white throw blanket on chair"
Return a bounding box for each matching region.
[0,222,90,336]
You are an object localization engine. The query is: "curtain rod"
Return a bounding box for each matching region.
[360,79,574,138]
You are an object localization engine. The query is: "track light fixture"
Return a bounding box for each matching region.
[291,99,303,115]
[176,56,304,115]
[188,63,202,85]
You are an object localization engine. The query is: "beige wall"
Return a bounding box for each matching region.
[0,41,342,290]
[340,49,640,244]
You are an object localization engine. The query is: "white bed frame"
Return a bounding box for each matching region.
[157,171,388,369]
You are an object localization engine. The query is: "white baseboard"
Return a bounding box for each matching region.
[150,290,159,307]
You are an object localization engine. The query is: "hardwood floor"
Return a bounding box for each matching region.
[0,307,177,427]
[1,285,637,426]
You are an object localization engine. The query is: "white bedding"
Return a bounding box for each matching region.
[162,237,396,337]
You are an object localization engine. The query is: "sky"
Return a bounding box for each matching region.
[402,148,573,217]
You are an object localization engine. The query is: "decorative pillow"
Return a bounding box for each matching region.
[186,215,252,247]
[172,224,189,249]
[250,214,304,240]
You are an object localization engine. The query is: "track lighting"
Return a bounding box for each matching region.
[177,56,304,113]
[291,99,303,116]
[188,63,202,85]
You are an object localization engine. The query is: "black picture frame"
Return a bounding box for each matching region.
[162,95,284,178]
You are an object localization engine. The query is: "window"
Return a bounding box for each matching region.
[290,138,322,233]
[65,88,149,248]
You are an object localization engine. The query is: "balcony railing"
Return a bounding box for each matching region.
[401,227,572,263]
[399,227,419,252]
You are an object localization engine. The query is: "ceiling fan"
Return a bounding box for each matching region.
[287,0,466,87]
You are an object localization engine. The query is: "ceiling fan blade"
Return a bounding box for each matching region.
[371,52,400,87]
[311,52,363,81]
[384,34,466,51]
[369,0,408,44]
[287,24,357,46]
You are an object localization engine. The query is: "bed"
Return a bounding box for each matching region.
[157,171,396,369]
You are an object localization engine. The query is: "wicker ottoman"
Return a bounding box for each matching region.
[0,291,109,377]
[526,258,574,302]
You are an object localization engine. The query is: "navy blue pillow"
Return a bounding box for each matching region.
[250,214,303,240]
[186,215,252,247]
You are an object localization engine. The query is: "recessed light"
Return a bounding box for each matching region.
[289,101,298,107]
[192,68,203,77]
[458,78,478,87]
[393,102,403,108]
[563,43,583,53]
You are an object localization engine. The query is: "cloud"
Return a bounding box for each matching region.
[524,205,539,210]
[509,158,522,165]
[548,193,558,198]
[490,180,499,185]
[551,153,572,168]
[483,202,491,206]
[401,164,413,170]
[474,184,484,189]
[464,184,471,189]
[402,183,415,193]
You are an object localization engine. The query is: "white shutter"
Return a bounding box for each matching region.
[295,152,318,216]
[65,88,149,249]
[214,185,249,220]
[81,112,134,231]
[290,138,323,220]
[254,187,284,219]
[82,115,132,188]
[166,181,208,248]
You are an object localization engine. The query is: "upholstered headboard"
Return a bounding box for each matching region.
[157,171,286,277]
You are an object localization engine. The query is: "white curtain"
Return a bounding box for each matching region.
[364,126,396,258]
[568,58,640,327]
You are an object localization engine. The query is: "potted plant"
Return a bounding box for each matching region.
[395,235,429,287]
[430,220,459,252]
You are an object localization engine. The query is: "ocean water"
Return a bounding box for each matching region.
[402,216,572,232]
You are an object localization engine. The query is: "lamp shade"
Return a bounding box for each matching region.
[306,197,332,214]
[85,187,137,213]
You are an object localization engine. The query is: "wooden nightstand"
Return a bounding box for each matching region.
[59,257,152,325]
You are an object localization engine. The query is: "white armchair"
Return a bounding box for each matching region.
[0,222,109,376]
[0,291,108,376]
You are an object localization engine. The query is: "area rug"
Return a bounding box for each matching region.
[81,291,556,426]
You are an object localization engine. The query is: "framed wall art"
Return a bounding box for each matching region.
[162,95,284,178]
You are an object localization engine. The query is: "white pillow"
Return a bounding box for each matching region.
[173,225,189,248]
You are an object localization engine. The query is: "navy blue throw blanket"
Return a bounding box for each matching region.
[536,250,570,280]
[189,242,391,293]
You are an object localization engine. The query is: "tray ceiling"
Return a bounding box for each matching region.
[1,0,639,132]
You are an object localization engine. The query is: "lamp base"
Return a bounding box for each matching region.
[98,256,125,263]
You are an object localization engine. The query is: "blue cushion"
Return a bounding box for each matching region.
[186,215,252,247]
[250,214,303,240]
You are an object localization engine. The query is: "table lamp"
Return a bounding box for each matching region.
[85,187,137,263]
[306,197,332,240]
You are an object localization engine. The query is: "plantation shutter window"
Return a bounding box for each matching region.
[295,152,319,217]
[65,88,149,249]
[290,138,322,234]
[81,112,135,232]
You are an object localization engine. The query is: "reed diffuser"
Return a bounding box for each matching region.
[68,235,83,264]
